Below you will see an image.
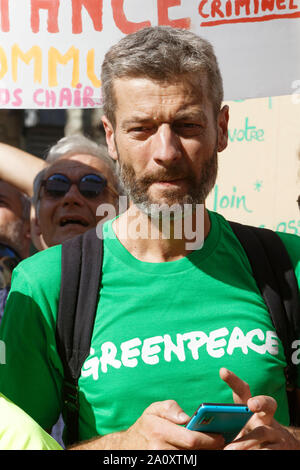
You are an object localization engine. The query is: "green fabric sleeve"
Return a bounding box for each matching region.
[0,247,63,431]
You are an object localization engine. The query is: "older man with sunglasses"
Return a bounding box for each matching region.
[31,134,120,248]
[0,135,120,250]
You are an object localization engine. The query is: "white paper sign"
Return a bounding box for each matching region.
[0,0,300,108]
[206,94,300,236]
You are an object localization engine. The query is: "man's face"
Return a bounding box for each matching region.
[0,181,30,258]
[103,76,229,216]
[37,154,117,247]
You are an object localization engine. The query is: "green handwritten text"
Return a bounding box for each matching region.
[228,117,264,143]
[213,185,253,213]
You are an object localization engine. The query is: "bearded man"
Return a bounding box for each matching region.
[0,26,299,451]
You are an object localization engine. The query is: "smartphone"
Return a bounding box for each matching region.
[185,403,253,444]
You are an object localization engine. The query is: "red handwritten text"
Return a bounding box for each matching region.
[0,0,299,33]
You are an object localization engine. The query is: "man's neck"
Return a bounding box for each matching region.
[112,204,211,263]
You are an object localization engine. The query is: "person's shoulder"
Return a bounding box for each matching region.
[276,231,300,275]
[276,230,300,250]
[214,213,300,272]
[20,244,61,267]
[19,244,61,271]
[13,245,62,288]
[276,232,300,261]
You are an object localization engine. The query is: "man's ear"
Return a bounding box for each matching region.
[102,116,118,161]
[30,206,41,235]
[217,105,229,153]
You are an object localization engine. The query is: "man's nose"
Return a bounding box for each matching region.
[152,124,182,165]
[61,183,84,205]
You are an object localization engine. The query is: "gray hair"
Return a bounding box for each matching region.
[32,134,121,214]
[45,134,115,170]
[101,26,224,127]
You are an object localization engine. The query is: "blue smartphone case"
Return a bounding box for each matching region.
[186,403,253,444]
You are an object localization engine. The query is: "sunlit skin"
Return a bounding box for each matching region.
[70,78,300,451]
[0,181,31,258]
[36,154,118,247]
[102,76,229,262]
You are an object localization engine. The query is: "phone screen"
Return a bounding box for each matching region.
[186,403,253,444]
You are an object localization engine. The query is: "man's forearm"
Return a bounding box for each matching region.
[0,143,47,196]
[68,431,127,450]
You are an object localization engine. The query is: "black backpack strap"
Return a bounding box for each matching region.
[229,221,300,423]
[56,228,103,445]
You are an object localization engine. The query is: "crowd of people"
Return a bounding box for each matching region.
[0,26,298,451]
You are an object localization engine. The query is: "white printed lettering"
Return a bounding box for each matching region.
[82,327,282,381]
[183,331,208,360]
[100,341,122,373]
[265,331,279,355]
[207,327,229,358]
[164,334,186,362]
[227,327,248,355]
[246,329,266,354]
[121,337,142,367]
[81,348,99,380]
[141,336,163,365]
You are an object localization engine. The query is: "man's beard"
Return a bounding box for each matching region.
[116,143,218,220]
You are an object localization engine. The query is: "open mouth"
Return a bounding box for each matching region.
[59,218,89,227]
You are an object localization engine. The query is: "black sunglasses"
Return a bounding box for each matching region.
[41,173,109,199]
[297,195,300,210]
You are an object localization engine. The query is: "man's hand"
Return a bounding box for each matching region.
[71,400,225,450]
[121,400,225,450]
[220,368,300,450]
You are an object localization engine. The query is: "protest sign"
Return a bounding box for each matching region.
[0,0,300,108]
[206,94,300,236]
[0,1,298,235]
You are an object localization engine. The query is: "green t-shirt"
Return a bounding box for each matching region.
[0,393,62,450]
[0,211,299,443]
